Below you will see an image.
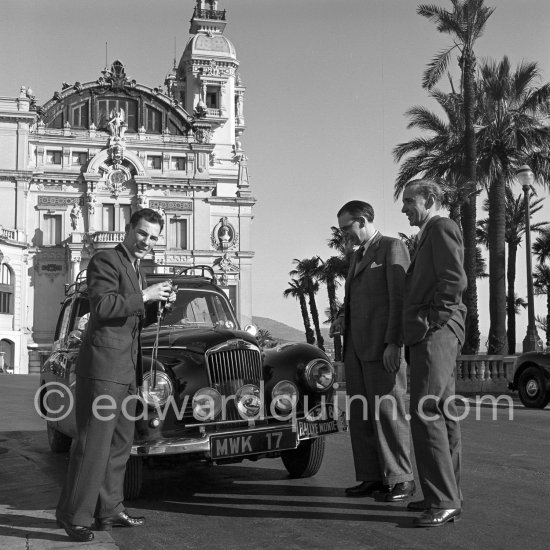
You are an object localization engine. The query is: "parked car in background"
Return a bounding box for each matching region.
[38,267,339,498]
[507,351,550,409]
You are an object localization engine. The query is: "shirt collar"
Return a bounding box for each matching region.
[360,229,379,252]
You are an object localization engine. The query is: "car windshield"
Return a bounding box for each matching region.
[161,288,238,330]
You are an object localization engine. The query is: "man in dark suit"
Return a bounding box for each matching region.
[401,179,467,527]
[56,208,174,542]
[331,201,415,502]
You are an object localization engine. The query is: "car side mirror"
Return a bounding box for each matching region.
[67,330,83,348]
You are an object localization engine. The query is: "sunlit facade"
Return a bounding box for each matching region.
[0,0,254,373]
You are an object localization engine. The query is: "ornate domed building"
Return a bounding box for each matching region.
[0,0,254,373]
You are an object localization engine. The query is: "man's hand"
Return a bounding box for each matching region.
[143,281,173,303]
[329,316,345,337]
[383,343,401,373]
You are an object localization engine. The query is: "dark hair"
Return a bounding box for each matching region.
[128,208,164,232]
[404,179,443,208]
[337,200,374,222]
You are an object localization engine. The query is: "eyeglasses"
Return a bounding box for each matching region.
[339,219,357,232]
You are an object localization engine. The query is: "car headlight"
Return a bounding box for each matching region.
[272,380,298,413]
[304,359,335,391]
[235,384,262,419]
[140,372,173,407]
[192,387,223,421]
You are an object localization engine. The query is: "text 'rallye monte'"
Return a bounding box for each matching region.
[38,266,339,498]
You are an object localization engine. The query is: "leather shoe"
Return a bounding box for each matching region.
[385,480,416,502]
[95,510,145,531]
[56,518,94,542]
[345,481,386,497]
[407,499,429,511]
[413,508,461,527]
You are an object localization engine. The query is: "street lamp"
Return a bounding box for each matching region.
[517,165,542,352]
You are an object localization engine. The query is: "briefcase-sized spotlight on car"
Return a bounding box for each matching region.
[38,267,339,499]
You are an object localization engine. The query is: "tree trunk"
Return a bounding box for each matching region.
[487,180,507,355]
[299,294,315,345]
[308,291,325,351]
[506,243,518,354]
[547,291,550,348]
[460,47,480,354]
[326,278,342,361]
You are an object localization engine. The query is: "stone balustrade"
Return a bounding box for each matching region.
[333,354,518,394]
[455,355,517,393]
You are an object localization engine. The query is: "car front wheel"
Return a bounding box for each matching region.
[518,366,550,409]
[123,456,143,500]
[47,423,72,453]
[281,436,325,478]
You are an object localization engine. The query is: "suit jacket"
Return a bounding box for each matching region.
[343,233,410,362]
[403,215,467,347]
[77,243,155,384]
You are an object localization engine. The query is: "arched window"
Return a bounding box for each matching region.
[0,264,13,314]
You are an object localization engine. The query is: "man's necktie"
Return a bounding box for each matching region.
[354,246,365,276]
[134,260,143,290]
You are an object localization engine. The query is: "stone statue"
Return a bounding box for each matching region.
[108,108,127,138]
[70,204,81,230]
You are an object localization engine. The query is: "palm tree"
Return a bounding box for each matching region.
[533,231,550,348]
[256,328,277,349]
[290,257,325,351]
[393,89,468,228]
[418,0,495,354]
[477,188,548,352]
[316,256,347,361]
[535,314,548,347]
[533,264,550,348]
[475,56,550,354]
[283,278,315,345]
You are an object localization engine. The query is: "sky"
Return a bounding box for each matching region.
[1,0,550,345]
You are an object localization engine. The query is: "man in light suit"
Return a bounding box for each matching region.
[331,201,415,502]
[401,179,467,527]
[56,208,175,542]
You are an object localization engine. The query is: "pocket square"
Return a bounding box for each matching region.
[370,262,383,268]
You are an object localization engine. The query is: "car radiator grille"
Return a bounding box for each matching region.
[206,347,262,421]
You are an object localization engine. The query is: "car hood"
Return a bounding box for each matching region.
[141,325,258,354]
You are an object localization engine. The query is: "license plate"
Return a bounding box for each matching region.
[297,403,339,440]
[211,428,297,459]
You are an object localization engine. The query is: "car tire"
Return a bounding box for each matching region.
[281,436,325,478]
[47,423,72,453]
[518,366,550,409]
[123,456,143,500]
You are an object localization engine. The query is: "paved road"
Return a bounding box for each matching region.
[1,375,549,549]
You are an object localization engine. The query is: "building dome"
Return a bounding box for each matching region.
[186,33,236,60]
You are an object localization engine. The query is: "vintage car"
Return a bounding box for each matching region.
[507,351,550,409]
[38,267,338,498]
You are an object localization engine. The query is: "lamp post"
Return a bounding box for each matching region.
[517,165,542,352]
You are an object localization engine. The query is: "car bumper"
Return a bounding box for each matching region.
[131,405,339,457]
[131,423,300,457]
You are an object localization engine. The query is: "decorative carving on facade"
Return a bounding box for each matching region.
[149,200,192,212]
[137,193,148,209]
[87,191,97,214]
[213,252,239,286]
[37,196,82,210]
[101,60,129,92]
[211,216,238,250]
[105,169,130,198]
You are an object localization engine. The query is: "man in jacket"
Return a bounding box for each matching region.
[401,179,466,527]
[331,200,415,502]
[56,208,174,542]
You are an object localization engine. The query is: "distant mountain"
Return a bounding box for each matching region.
[253,316,331,343]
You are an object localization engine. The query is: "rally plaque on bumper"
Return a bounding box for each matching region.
[297,403,339,440]
[211,428,297,459]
